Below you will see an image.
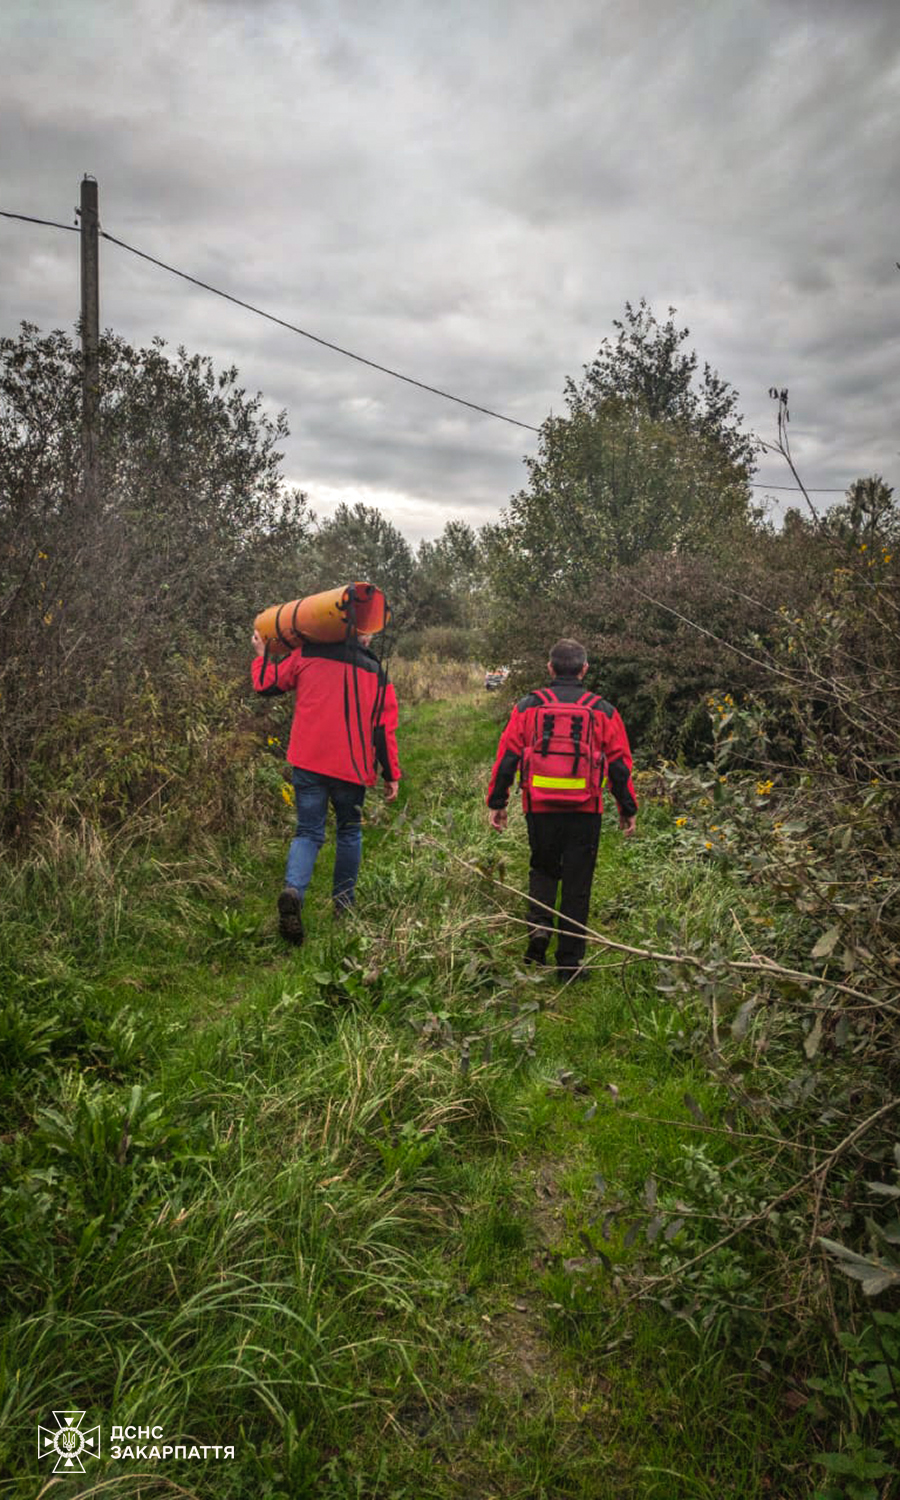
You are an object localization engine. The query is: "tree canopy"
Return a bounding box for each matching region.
[486,304,756,619]
[573,299,757,478]
[412,520,486,628]
[297,502,416,624]
[0,323,309,818]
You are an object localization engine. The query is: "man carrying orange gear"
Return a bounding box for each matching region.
[252,627,401,943]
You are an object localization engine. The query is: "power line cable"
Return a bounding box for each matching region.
[1,209,79,234]
[750,480,845,493]
[99,229,542,434]
[0,207,867,492]
[3,206,537,431]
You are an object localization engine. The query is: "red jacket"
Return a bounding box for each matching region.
[486,677,637,815]
[252,640,401,787]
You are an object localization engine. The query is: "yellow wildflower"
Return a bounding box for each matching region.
[756,780,774,796]
[281,785,294,806]
[675,816,687,827]
[704,841,713,850]
[267,735,280,746]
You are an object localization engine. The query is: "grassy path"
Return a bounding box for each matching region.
[1,694,810,1498]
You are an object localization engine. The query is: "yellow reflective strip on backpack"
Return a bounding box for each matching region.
[531,775,588,790]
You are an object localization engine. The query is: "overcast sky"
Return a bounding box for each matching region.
[2,0,898,542]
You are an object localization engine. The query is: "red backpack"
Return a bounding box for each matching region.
[521,689,605,812]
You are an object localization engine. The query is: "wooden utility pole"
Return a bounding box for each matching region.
[79,175,100,510]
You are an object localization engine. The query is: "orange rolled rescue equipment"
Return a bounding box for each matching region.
[254,582,390,657]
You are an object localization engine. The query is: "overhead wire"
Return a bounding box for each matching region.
[98,228,541,435]
[0,209,79,234]
[0,206,865,492]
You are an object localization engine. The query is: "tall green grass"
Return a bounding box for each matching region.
[1,693,816,1497]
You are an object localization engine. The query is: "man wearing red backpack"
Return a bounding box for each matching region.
[486,639,637,981]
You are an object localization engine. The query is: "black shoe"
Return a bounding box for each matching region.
[524,946,549,967]
[277,887,304,944]
[556,966,589,984]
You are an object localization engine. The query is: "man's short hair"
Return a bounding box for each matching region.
[549,639,587,676]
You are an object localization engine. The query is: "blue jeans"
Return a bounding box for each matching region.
[285,767,366,911]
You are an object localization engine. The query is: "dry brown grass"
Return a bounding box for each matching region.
[390,653,482,704]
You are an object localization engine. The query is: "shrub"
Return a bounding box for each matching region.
[0,324,309,838]
[390,653,481,703]
[394,625,484,662]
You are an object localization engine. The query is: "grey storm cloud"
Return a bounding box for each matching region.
[1,0,898,540]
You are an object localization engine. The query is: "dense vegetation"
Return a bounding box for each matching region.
[1,308,898,1498]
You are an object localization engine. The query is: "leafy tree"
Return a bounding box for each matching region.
[0,322,310,828]
[412,520,486,628]
[488,396,753,604]
[483,302,758,715]
[297,502,416,625]
[0,323,308,649]
[826,475,898,547]
[575,299,756,477]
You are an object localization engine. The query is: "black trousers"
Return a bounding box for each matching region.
[525,812,602,968]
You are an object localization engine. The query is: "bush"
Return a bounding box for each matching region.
[390,653,481,703]
[394,625,484,662]
[485,526,828,758]
[0,324,309,838]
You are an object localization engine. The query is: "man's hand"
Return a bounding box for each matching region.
[619,812,637,837]
[489,807,508,832]
[252,628,266,657]
[384,780,400,803]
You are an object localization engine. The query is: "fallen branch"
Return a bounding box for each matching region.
[630,1095,900,1301]
[421,835,900,1018]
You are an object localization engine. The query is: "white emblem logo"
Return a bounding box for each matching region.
[37,1411,101,1473]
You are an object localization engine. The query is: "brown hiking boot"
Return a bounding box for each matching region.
[277,887,304,945]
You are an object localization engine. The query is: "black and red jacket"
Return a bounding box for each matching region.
[486,676,637,816]
[252,639,401,787]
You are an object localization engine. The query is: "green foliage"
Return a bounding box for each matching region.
[412,520,489,629]
[485,301,755,615]
[296,500,416,624]
[394,623,481,661]
[0,322,310,834]
[482,302,767,753]
[0,692,828,1496]
[632,514,900,1488]
[577,299,756,477]
[824,475,898,549]
[819,1145,900,1299]
[490,398,751,592]
[295,511,491,637]
[810,1311,900,1500]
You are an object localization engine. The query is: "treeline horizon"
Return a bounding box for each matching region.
[3,299,900,1495]
[1,301,897,834]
